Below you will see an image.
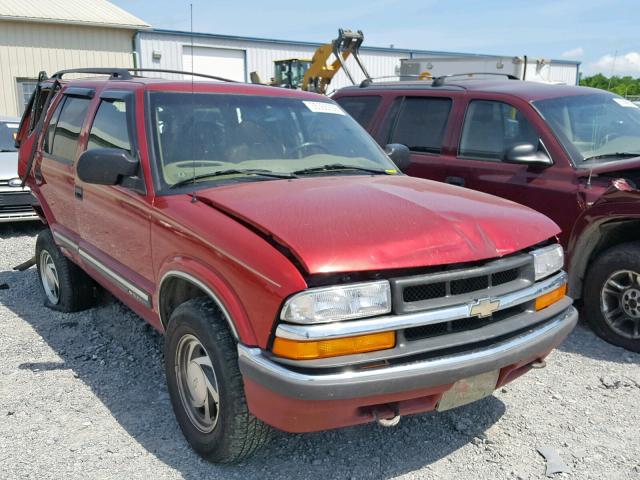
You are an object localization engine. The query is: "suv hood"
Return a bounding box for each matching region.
[196,176,559,274]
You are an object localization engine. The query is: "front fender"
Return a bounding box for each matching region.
[156,256,259,345]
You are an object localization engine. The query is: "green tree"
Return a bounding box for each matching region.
[580,74,640,97]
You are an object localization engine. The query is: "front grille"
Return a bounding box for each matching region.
[0,192,35,208]
[0,204,34,213]
[391,254,533,315]
[404,304,526,341]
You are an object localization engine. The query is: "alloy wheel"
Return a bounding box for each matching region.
[39,250,60,304]
[175,334,221,433]
[600,269,640,340]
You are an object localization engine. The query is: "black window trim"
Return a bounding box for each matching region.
[457,98,549,164]
[386,95,454,156]
[85,90,146,195]
[42,94,66,159]
[42,94,92,165]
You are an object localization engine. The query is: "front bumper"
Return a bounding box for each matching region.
[239,306,577,431]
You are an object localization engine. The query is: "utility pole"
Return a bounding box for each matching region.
[608,50,618,91]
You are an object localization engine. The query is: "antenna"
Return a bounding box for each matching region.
[190,3,197,202]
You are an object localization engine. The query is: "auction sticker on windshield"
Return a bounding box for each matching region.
[437,370,500,411]
[613,98,639,108]
[303,101,345,115]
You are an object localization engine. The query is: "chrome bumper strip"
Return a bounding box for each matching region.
[239,306,578,401]
[276,272,568,341]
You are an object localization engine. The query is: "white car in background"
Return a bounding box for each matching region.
[0,116,38,222]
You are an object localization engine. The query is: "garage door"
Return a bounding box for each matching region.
[182,46,246,82]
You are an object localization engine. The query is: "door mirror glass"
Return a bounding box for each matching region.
[77,148,138,185]
[504,143,552,166]
[385,143,411,170]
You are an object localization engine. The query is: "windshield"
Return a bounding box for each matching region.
[534,93,640,165]
[148,92,396,191]
[0,121,19,152]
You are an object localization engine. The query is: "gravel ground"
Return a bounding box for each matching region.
[1,222,639,480]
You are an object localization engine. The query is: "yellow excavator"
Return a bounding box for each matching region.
[250,29,371,94]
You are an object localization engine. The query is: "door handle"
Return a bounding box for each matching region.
[445,176,465,187]
[74,185,83,199]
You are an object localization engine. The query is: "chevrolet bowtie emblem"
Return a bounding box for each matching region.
[469,298,500,318]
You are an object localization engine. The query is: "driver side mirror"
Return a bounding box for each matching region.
[77,148,139,185]
[504,143,552,167]
[385,143,411,171]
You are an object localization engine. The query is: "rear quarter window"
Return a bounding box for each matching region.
[49,96,91,162]
[335,95,381,128]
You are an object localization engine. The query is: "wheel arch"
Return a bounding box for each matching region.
[569,217,640,299]
[157,269,256,344]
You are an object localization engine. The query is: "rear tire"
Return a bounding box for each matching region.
[164,298,271,463]
[35,229,98,312]
[584,242,640,352]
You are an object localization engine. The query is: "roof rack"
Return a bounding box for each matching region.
[48,68,237,83]
[432,72,519,87]
[359,74,430,88]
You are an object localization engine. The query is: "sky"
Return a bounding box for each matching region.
[112,0,640,77]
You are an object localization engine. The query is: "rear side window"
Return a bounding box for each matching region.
[459,100,539,161]
[50,96,91,162]
[43,98,64,154]
[389,97,452,153]
[335,96,381,128]
[87,100,131,152]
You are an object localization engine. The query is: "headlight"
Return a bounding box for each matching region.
[531,244,564,280]
[280,280,392,324]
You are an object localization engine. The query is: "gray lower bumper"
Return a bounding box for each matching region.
[238,306,578,401]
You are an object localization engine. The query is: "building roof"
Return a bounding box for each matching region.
[0,0,150,29]
[146,29,581,66]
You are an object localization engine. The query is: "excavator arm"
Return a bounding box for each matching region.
[302,29,371,94]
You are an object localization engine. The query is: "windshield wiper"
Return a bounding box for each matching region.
[583,152,640,162]
[0,149,17,152]
[293,164,392,176]
[170,168,296,189]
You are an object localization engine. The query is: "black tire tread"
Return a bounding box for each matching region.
[166,298,271,463]
[584,241,640,352]
[35,229,97,312]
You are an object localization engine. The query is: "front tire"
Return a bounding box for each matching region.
[164,298,271,463]
[584,242,640,352]
[35,229,97,312]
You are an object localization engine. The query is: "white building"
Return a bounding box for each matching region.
[0,0,149,116]
[135,29,581,91]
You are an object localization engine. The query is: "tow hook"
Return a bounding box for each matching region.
[531,359,547,369]
[373,404,401,427]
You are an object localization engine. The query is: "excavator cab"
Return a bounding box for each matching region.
[273,59,312,89]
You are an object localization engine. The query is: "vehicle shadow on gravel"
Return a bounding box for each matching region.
[1,265,506,480]
[557,319,640,365]
[0,221,44,239]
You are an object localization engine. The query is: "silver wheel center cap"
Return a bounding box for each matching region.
[622,288,640,318]
[186,361,207,406]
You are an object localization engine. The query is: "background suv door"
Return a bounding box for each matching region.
[444,96,580,245]
[75,89,154,307]
[380,95,455,182]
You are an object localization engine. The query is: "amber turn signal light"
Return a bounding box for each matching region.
[535,284,567,311]
[272,331,396,360]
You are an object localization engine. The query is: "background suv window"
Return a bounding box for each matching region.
[459,100,539,161]
[389,97,452,154]
[87,100,131,152]
[335,96,381,128]
[50,96,90,162]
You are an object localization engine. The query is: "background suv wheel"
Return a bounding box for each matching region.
[584,242,640,352]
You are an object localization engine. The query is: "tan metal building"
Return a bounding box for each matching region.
[0,0,149,116]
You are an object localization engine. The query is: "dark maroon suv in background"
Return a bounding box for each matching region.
[334,77,640,352]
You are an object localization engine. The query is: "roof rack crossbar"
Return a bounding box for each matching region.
[432,72,519,87]
[49,68,237,83]
[359,74,426,87]
[51,68,133,80]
